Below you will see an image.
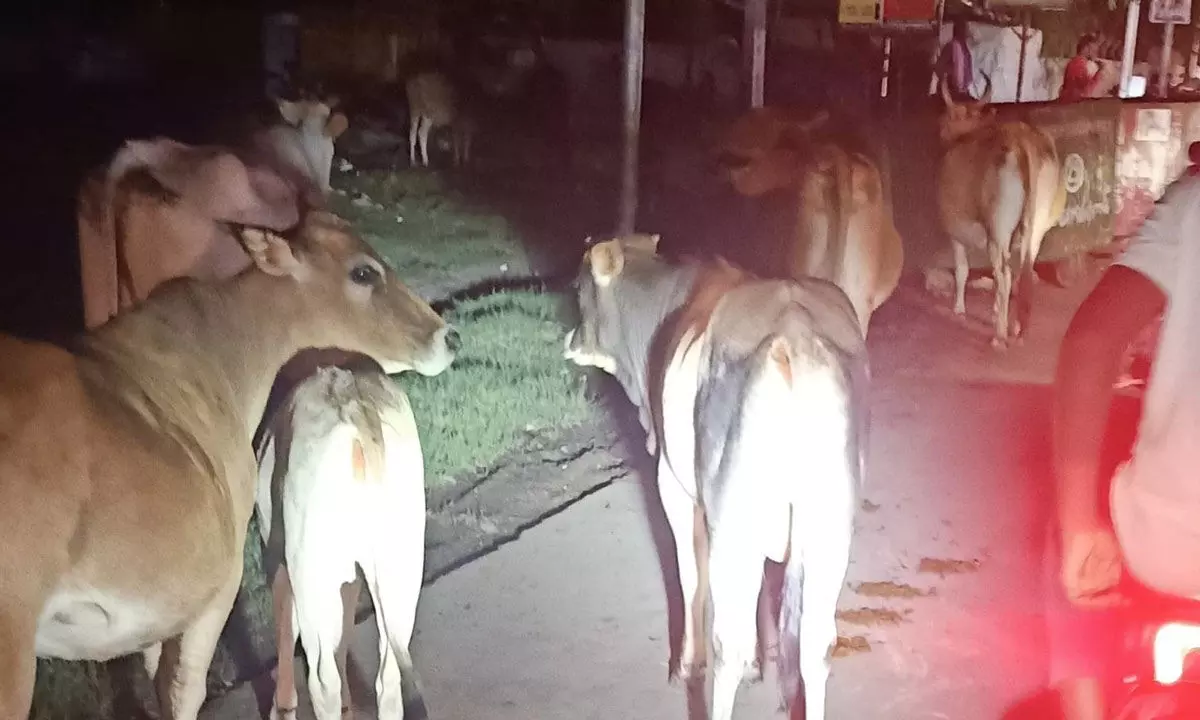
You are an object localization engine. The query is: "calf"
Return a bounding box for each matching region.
[405,71,476,168]
[256,362,427,720]
[564,235,869,720]
[937,76,1066,348]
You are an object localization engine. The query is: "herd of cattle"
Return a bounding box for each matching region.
[716,73,1067,350]
[0,61,1071,720]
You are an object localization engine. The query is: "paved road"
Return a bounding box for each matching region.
[203,376,1056,720]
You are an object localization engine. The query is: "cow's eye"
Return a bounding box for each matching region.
[350,263,381,286]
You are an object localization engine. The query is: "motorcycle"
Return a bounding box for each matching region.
[1108,316,1200,719]
[1111,581,1200,719]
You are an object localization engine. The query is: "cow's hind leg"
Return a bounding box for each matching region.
[270,567,300,720]
[291,571,348,720]
[658,458,708,685]
[708,531,765,720]
[336,577,362,717]
[952,242,969,316]
[793,476,856,719]
[408,116,420,167]
[363,547,423,720]
[417,118,434,168]
[988,240,1012,349]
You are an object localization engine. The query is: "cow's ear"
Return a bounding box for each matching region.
[239,228,303,278]
[325,112,349,139]
[276,98,303,126]
[589,240,624,287]
[625,233,661,254]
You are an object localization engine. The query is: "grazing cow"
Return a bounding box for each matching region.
[937,76,1066,348]
[718,108,905,334]
[0,209,459,720]
[256,362,428,720]
[76,136,303,329]
[563,235,869,720]
[406,71,476,168]
[251,97,350,200]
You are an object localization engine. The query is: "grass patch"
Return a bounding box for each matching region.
[404,288,596,487]
[329,168,529,290]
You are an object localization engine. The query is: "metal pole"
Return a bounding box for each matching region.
[1158,22,1176,97]
[1119,0,1141,97]
[929,0,946,95]
[1190,22,1200,81]
[617,0,645,235]
[881,35,892,97]
[1015,14,1029,102]
[748,0,767,107]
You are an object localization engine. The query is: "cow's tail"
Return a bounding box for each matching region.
[823,146,854,284]
[1010,136,1041,336]
[761,329,860,716]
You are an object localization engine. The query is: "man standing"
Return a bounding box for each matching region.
[1049,149,1200,718]
[937,19,974,101]
[1059,33,1118,101]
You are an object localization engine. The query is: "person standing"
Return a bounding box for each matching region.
[937,19,974,101]
[1060,33,1117,101]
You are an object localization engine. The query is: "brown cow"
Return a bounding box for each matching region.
[717,108,904,334]
[937,76,1066,349]
[0,210,459,720]
[76,137,303,330]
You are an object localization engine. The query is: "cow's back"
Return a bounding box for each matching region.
[792,148,903,330]
[406,72,457,127]
[691,277,864,498]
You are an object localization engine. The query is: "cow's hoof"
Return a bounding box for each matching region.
[746,658,766,684]
[990,337,1008,351]
[269,706,297,720]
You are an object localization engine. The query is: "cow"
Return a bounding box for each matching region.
[406,71,477,168]
[251,97,350,200]
[76,136,302,330]
[563,235,869,720]
[0,209,460,719]
[255,362,428,720]
[936,75,1067,349]
[717,108,905,334]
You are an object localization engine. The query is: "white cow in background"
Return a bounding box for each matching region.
[252,98,349,201]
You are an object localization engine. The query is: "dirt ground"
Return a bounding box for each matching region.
[199,244,1110,720]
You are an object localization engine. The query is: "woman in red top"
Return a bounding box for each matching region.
[1060,34,1104,101]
